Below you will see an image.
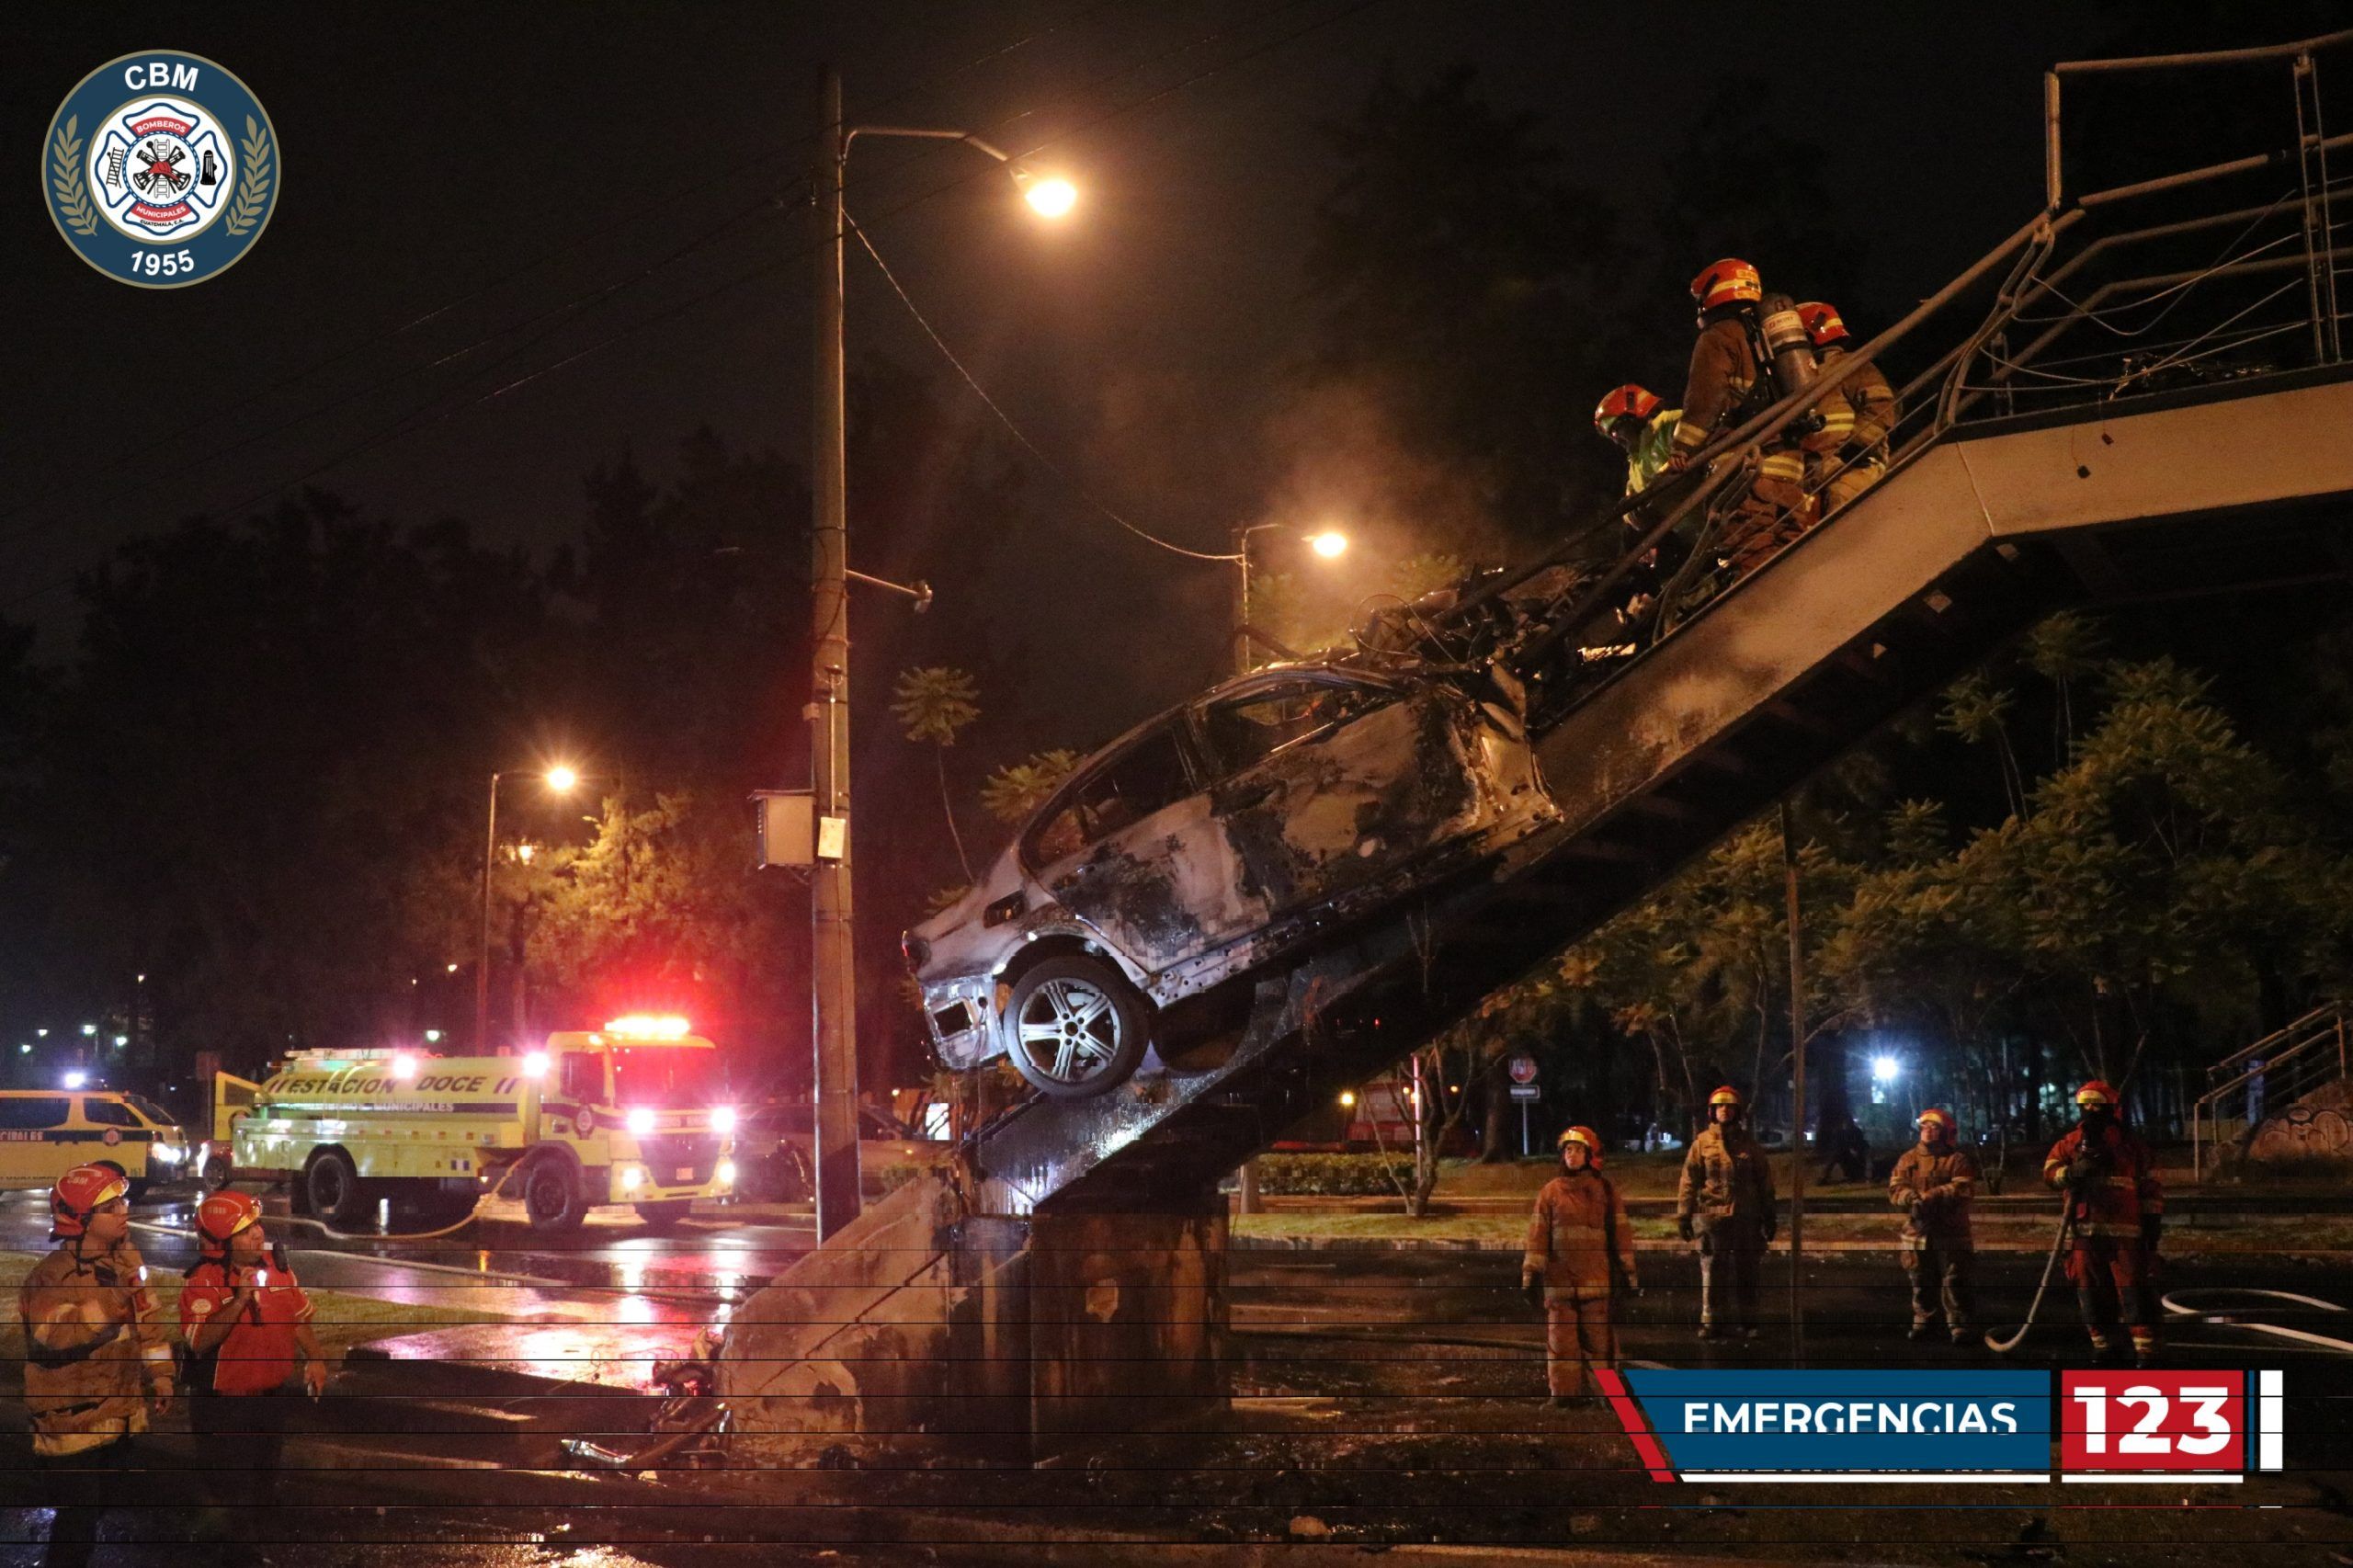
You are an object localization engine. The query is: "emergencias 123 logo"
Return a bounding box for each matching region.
[44,51,279,288]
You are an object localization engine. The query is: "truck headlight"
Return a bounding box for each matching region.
[150,1143,183,1165]
[618,1165,643,1192]
[625,1107,655,1136]
[715,1160,736,1187]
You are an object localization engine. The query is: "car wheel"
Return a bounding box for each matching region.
[522,1158,589,1233]
[200,1152,236,1193]
[304,1150,370,1228]
[635,1200,694,1232]
[1002,956,1150,1099]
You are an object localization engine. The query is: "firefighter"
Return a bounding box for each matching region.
[1796,301,1900,512]
[180,1190,332,1529]
[1889,1108,1979,1345]
[1666,259,1812,572]
[1522,1125,1638,1407]
[16,1164,174,1568]
[2042,1080,2165,1367]
[1594,383,1681,497]
[1676,1085,1778,1342]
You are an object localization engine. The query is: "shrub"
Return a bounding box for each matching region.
[1256,1153,1414,1197]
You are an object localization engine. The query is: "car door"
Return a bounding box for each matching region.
[1197,673,1485,921]
[1,1096,74,1187]
[1023,719,1271,976]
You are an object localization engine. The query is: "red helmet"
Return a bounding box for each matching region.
[1593,383,1663,437]
[196,1190,265,1255]
[1690,257,1763,312]
[1915,1107,1956,1135]
[1795,301,1849,347]
[2075,1080,2120,1111]
[1556,1124,1603,1155]
[1708,1085,1745,1108]
[51,1164,130,1239]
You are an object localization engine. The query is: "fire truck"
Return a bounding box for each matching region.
[204,1016,737,1233]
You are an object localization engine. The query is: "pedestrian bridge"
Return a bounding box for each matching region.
[722,38,2353,1463]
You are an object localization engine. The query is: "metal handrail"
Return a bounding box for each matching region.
[2191,1004,2349,1179]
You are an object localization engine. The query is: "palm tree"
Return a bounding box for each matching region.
[892,665,982,879]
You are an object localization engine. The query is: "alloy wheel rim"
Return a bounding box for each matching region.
[1016,977,1120,1084]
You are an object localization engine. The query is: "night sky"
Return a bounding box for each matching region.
[4,3,2154,733]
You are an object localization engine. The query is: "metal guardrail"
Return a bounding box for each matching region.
[1421,27,2353,737]
[2192,1003,2351,1179]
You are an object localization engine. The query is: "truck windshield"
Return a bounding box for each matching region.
[610,1047,725,1108]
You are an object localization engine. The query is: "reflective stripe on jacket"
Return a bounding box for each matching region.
[1677,1123,1776,1223]
[2042,1122,2164,1240]
[1821,346,1900,451]
[1626,408,1682,495]
[1523,1171,1637,1295]
[1672,318,1760,456]
[19,1240,169,1455]
[1889,1142,1979,1245]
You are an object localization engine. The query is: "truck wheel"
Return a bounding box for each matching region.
[200,1151,236,1193]
[634,1199,694,1233]
[1003,956,1150,1099]
[305,1150,370,1228]
[522,1158,589,1233]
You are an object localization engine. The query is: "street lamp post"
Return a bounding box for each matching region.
[478,765,578,1054]
[1230,524,1349,676]
[810,65,1074,1244]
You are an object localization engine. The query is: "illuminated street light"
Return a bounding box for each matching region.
[480,762,591,1051]
[1338,1090,1358,1108]
[1871,1054,1901,1083]
[1230,523,1354,676]
[811,86,1084,1244]
[1019,174,1078,219]
[80,1024,97,1037]
[63,1071,87,1090]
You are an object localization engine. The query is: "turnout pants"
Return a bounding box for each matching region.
[1904,1240,1977,1335]
[1543,1289,1619,1397]
[2067,1235,2158,1357]
[188,1387,294,1539]
[1697,1218,1765,1333]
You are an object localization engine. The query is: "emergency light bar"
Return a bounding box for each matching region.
[603,1015,692,1040]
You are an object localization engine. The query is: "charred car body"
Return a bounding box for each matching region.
[904,659,1561,1098]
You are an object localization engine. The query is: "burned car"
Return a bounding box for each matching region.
[904,662,1559,1098]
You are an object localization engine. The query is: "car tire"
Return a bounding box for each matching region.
[635,1200,694,1232]
[200,1152,236,1193]
[304,1150,370,1228]
[1002,955,1151,1099]
[522,1157,589,1233]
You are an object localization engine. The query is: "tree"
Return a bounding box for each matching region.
[981,749,1082,826]
[892,665,982,881]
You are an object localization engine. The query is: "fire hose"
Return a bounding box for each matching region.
[1984,1199,2075,1355]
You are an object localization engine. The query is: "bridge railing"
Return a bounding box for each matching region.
[1455,25,2353,734]
[2192,1002,2351,1180]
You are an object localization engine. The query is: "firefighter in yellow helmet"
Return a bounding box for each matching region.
[1522,1125,1638,1407]
[17,1164,174,1568]
[1676,1085,1777,1341]
[1796,301,1900,513]
[1667,259,1813,573]
[2043,1080,2165,1366]
[1889,1108,1980,1344]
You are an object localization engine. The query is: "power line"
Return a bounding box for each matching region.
[847,213,1235,562]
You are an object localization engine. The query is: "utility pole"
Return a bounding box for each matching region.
[810,63,861,1243]
[1780,801,1807,1363]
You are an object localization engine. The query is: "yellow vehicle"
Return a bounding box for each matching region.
[206,1016,737,1233]
[0,1084,193,1197]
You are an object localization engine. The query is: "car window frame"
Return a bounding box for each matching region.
[77,1096,141,1129]
[1018,718,1205,877]
[1191,670,1401,783]
[0,1096,73,1131]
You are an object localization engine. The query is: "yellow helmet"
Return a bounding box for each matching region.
[1708,1085,1745,1109]
[1556,1125,1602,1153]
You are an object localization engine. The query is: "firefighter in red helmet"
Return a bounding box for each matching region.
[1523,1125,1638,1407]
[1676,1085,1777,1341]
[1594,382,1680,498]
[180,1189,332,1536]
[2043,1080,2165,1366]
[16,1165,173,1567]
[1890,1108,1980,1344]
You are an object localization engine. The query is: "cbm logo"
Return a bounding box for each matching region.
[44,51,279,288]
